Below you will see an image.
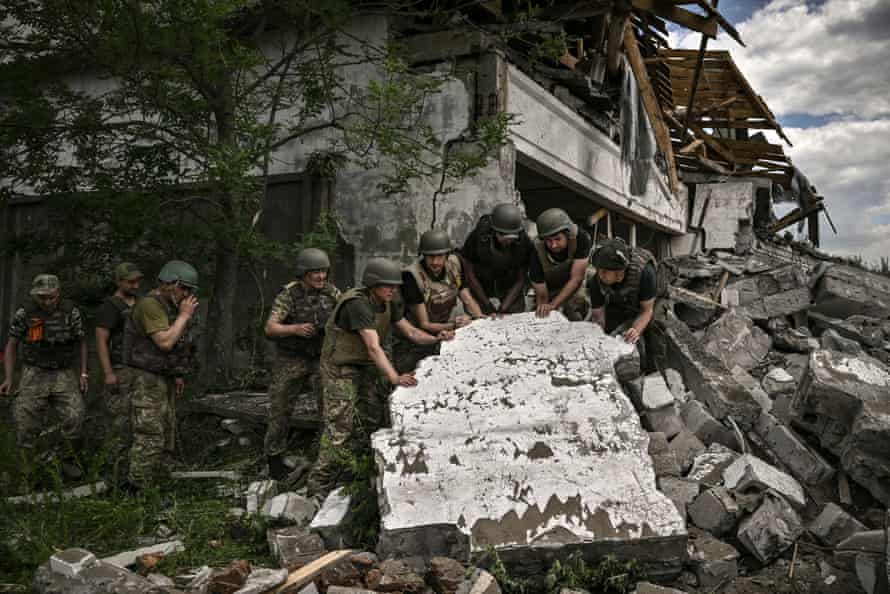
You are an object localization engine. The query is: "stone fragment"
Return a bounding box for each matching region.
[221,418,249,435]
[642,373,675,411]
[855,553,885,594]
[809,503,868,547]
[755,412,835,485]
[688,487,740,535]
[320,556,363,589]
[723,454,806,509]
[702,310,771,371]
[261,492,318,526]
[812,264,890,319]
[267,526,325,569]
[834,530,884,571]
[366,559,426,592]
[649,432,681,477]
[101,540,184,569]
[147,573,177,588]
[429,556,466,594]
[668,429,706,474]
[246,480,278,515]
[326,588,376,594]
[737,493,804,564]
[761,368,796,397]
[658,476,700,518]
[49,548,98,578]
[456,569,501,594]
[234,568,288,594]
[632,582,688,594]
[209,560,250,594]
[680,400,736,449]
[663,368,687,402]
[642,404,684,439]
[309,487,353,549]
[35,556,182,594]
[614,348,643,383]
[729,366,772,412]
[730,265,812,320]
[687,528,740,589]
[687,444,738,488]
[792,349,890,505]
[819,327,866,354]
[298,585,320,594]
[773,327,819,353]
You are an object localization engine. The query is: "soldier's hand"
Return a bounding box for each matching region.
[291,323,315,338]
[623,326,641,344]
[454,315,471,328]
[104,372,118,386]
[0,380,10,396]
[392,373,417,387]
[437,329,455,342]
[79,374,88,394]
[174,377,185,397]
[178,295,199,318]
[536,302,554,318]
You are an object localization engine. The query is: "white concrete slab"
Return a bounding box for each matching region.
[373,313,686,575]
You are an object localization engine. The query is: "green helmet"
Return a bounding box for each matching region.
[536,208,574,238]
[418,229,452,255]
[295,248,331,276]
[490,204,523,235]
[362,258,403,287]
[158,260,199,289]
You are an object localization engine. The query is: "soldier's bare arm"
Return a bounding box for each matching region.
[624,298,655,344]
[409,303,456,334]
[150,295,198,351]
[95,327,116,385]
[79,340,89,393]
[500,267,527,314]
[264,314,314,339]
[549,259,587,310]
[458,288,484,322]
[459,256,495,314]
[358,328,416,387]
[532,281,551,317]
[1,337,18,395]
[394,318,453,347]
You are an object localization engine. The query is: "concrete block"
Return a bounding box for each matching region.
[267,526,325,569]
[687,443,739,488]
[737,493,804,564]
[373,314,687,579]
[663,368,687,401]
[835,530,884,571]
[245,480,278,515]
[658,476,700,518]
[681,400,736,449]
[633,583,687,594]
[755,412,835,485]
[688,487,741,535]
[702,310,771,371]
[261,492,318,526]
[234,568,288,594]
[49,548,98,577]
[723,454,806,509]
[729,366,773,412]
[688,528,740,589]
[642,373,675,411]
[762,368,796,397]
[456,569,501,594]
[429,556,466,594]
[774,327,820,354]
[649,432,681,477]
[809,503,868,547]
[668,429,706,474]
[643,404,684,439]
[819,327,867,354]
[812,264,890,319]
[730,265,812,320]
[35,558,178,594]
[101,540,184,569]
[309,487,352,549]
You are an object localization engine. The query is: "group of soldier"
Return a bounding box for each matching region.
[0,203,657,497]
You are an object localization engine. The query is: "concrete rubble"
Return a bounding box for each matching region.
[372,313,687,577]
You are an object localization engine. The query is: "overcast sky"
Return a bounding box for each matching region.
[670,0,890,264]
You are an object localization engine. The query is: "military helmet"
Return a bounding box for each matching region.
[490,204,523,236]
[158,260,199,289]
[594,238,632,271]
[295,248,331,276]
[362,258,403,287]
[30,274,60,296]
[536,208,574,238]
[418,229,452,255]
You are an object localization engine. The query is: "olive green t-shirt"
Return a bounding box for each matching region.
[131,296,171,336]
[336,295,403,331]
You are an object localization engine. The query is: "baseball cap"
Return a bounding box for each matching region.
[114,262,144,282]
[30,274,60,296]
[594,239,631,270]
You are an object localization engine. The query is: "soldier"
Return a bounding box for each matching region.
[394,229,484,373]
[307,258,453,495]
[263,248,340,479]
[95,262,143,472]
[529,208,592,321]
[0,274,88,476]
[588,238,657,346]
[460,204,532,315]
[122,260,199,487]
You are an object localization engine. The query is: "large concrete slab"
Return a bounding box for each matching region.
[373,313,687,578]
[812,264,890,319]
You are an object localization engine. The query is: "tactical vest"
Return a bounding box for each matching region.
[405,255,462,324]
[321,288,391,367]
[600,247,656,313]
[473,215,525,290]
[124,294,194,376]
[21,300,78,369]
[534,225,579,294]
[275,280,339,358]
[104,295,133,367]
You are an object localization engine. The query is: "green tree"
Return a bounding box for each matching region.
[0,0,509,381]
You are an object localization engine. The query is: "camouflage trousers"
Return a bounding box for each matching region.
[13,365,84,453]
[265,355,318,457]
[126,368,176,486]
[103,366,134,476]
[307,361,388,496]
[392,338,440,374]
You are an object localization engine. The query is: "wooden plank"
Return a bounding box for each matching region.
[768,202,824,234]
[632,0,718,37]
[624,25,679,193]
[589,207,609,225]
[678,138,704,154]
[724,56,791,145]
[669,285,725,309]
[607,7,632,76]
[274,550,354,593]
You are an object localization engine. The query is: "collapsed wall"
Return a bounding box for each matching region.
[371,313,687,578]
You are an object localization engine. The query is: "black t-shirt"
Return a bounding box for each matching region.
[588,262,658,308]
[461,224,533,272]
[336,292,403,331]
[95,296,129,332]
[528,230,592,284]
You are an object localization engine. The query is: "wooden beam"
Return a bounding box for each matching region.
[606,6,632,76]
[632,0,718,38]
[274,550,354,593]
[678,138,704,154]
[590,207,609,225]
[624,26,680,193]
[768,201,824,234]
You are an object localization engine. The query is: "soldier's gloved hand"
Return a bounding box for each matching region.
[536,302,554,318]
[392,373,417,387]
[291,323,315,337]
[437,330,455,342]
[0,380,11,396]
[178,295,199,318]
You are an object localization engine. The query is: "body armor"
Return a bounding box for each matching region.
[321,288,391,367]
[21,300,78,369]
[534,225,579,294]
[124,294,194,376]
[600,247,656,314]
[275,280,339,357]
[405,255,462,324]
[105,295,132,367]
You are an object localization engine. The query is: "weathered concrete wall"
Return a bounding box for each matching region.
[507,65,686,234]
[372,313,687,578]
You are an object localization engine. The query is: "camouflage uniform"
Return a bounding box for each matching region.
[96,295,136,472]
[124,292,195,486]
[265,280,339,457]
[8,302,85,452]
[308,288,393,495]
